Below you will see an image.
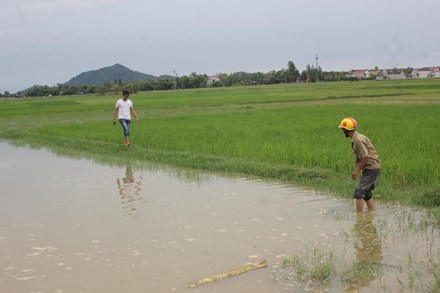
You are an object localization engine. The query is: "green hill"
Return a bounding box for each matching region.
[64,64,159,86]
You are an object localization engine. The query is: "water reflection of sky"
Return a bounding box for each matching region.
[0,142,439,293]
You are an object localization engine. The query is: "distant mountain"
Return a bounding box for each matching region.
[64,64,159,86]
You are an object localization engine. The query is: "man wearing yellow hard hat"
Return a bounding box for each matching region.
[339,117,381,213]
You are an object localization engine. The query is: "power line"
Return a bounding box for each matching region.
[315,53,319,83]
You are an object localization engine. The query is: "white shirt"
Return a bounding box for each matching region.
[115,99,133,120]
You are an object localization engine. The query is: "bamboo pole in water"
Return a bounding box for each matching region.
[186,260,268,287]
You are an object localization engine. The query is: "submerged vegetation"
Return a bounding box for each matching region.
[273,208,440,292]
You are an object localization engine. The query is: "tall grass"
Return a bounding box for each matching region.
[1,79,439,206]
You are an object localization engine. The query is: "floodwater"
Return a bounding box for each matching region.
[1,142,439,293]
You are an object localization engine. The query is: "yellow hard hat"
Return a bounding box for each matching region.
[338,117,357,130]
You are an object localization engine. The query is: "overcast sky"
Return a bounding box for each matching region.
[1,0,439,92]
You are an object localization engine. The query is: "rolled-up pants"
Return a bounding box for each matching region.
[119,119,131,138]
[354,168,380,201]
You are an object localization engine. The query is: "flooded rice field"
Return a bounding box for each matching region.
[1,142,439,293]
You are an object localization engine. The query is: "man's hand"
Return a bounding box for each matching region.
[352,169,360,180]
[352,157,368,180]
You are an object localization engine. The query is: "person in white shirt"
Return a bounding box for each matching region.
[113,90,140,147]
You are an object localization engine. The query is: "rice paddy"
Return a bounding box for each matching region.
[1,79,439,209]
[1,79,440,291]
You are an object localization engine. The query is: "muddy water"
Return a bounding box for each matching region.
[1,142,439,293]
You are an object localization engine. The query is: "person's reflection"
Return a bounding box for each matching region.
[347,211,383,291]
[116,165,143,219]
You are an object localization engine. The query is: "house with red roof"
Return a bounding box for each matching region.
[207,75,220,86]
[350,70,371,79]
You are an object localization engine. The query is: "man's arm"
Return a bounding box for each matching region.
[113,107,119,125]
[131,107,140,124]
[352,156,369,180]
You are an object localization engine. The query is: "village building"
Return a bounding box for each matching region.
[411,66,440,78]
[350,69,371,79]
[348,66,440,80]
[431,67,440,78]
[207,75,220,86]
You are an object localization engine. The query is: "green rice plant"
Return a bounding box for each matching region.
[279,255,309,282]
[310,249,336,283]
[416,187,440,208]
[340,260,384,290]
[426,264,440,293]
[275,248,336,289]
[395,251,440,293]
[422,250,440,293]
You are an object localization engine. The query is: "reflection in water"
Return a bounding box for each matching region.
[346,212,383,291]
[116,165,143,219]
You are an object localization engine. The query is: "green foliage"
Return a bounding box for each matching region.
[340,260,383,289]
[277,249,336,287]
[65,64,158,86]
[416,188,440,207]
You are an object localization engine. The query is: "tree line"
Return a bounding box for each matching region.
[2,61,354,98]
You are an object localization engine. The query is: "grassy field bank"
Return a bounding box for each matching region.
[1,79,439,210]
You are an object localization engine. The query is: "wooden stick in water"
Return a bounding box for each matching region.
[186,260,268,287]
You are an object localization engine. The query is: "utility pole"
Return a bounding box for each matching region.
[173,69,177,90]
[315,53,319,83]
